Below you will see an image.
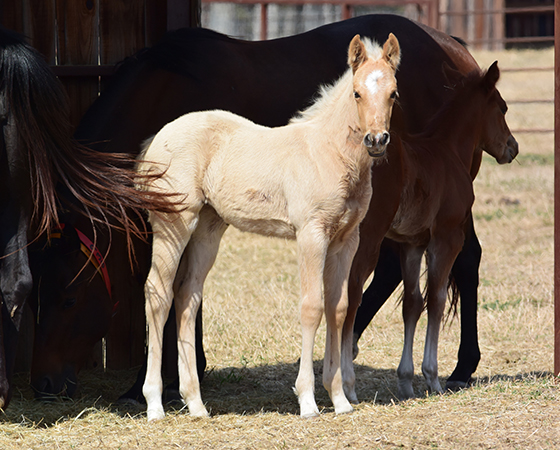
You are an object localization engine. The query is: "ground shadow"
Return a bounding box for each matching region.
[2,365,554,425]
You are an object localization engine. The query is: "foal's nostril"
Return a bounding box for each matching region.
[380,131,390,146]
[363,133,374,148]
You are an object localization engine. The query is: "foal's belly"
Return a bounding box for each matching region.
[207,190,297,240]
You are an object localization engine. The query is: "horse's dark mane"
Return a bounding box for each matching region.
[0,27,179,258]
[451,35,468,48]
[412,68,484,140]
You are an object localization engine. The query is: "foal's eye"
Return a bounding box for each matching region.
[390,91,398,100]
[354,91,361,99]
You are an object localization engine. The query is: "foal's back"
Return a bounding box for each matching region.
[144,110,313,239]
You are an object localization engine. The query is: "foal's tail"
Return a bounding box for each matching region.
[0,28,180,260]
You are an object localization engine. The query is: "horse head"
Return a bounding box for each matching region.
[443,61,519,166]
[348,33,400,157]
[477,62,519,164]
[29,224,113,399]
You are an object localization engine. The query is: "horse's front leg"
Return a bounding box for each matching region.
[294,228,328,418]
[423,235,463,395]
[325,229,360,413]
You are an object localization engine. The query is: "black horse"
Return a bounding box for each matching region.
[0,26,177,408]
[30,14,502,401]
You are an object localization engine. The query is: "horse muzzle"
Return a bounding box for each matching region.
[498,135,519,164]
[364,131,390,157]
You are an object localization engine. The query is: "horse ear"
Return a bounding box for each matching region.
[483,61,500,92]
[382,33,400,71]
[442,61,464,88]
[348,34,367,74]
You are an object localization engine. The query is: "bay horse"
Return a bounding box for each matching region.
[138,34,400,420]
[30,15,512,400]
[0,26,176,408]
[341,61,518,402]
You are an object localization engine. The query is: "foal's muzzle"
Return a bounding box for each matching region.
[364,131,390,157]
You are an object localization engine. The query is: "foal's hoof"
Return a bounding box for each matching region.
[188,402,210,418]
[335,403,354,415]
[147,407,165,422]
[300,409,320,419]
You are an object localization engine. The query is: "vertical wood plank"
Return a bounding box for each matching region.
[56,0,99,129]
[1,0,25,33]
[493,0,505,50]
[145,0,168,46]
[97,0,148,370]
[99,0,145,65]
[25,0,56,62]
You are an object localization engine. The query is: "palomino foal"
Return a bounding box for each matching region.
[138,34,400,420]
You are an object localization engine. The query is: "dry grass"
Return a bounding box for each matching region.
[1,47,557,449]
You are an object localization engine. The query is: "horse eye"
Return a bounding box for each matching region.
[390,91,398,100]
[354,91,361,99]
[62,297,77,309]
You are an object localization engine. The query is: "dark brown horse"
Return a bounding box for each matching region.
[341,62,518,403]
[0,26,176,408]
[29,15,513,400]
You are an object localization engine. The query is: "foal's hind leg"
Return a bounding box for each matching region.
[173,206,227,417]
[143,206,202,421]
[397,245,425,400]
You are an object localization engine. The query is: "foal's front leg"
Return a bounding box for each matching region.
[294,228,328,418]
[324,230,360,414]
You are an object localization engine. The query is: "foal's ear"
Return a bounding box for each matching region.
[483,61,500,92]
[382,33,400,71]
[348,35,367,74]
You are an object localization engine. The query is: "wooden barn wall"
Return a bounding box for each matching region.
[2,0,199,372]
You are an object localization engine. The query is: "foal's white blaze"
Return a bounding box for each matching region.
[365,70,383,96]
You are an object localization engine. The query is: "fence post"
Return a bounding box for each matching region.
[554,0,560,379]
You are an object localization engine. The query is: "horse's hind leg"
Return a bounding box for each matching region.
[323,230,359,414]
[342,230,384,403]
[447,214,481,389]
[174,206,227,417]
[143,206,201,421]
[397,245,424,400]
[422,235,463,395]
[352,239,402,359]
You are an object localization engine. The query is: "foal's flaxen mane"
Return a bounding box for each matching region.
[290,37,384,125]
